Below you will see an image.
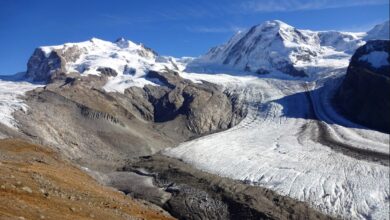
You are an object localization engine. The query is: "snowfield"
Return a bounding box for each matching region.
[359,51,389,68]
[0,78,42,129]
[165,69,389,220]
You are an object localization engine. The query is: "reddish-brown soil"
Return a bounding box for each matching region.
[0,139,174,220]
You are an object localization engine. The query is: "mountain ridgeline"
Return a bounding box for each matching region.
[187,20,389,77]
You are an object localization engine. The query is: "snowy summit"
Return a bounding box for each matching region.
[26,37,183,93]
[186,20,390,77]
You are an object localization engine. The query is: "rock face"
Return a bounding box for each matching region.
[335,40,390,133]
[26,48,66,82]
[16,68,245,170]
[26,44,85,82]
[143,70,242,134]
[97,67,118,77]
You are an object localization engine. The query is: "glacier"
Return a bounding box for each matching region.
[0,76,42,130]
[165,69,389,219]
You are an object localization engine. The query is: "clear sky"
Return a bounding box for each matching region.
[0,0,389,74]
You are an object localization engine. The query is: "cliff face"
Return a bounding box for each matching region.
[26,48,66,82]
[335,40,390,133]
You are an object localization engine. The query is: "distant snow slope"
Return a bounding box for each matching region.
[166,69,389,219]
[0,78,42,129]
[365,20,390,41]
[186,20,370,76]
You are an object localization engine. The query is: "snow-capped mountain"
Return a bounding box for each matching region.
[26,37,183,92]
[24,20,389,87]
[365,20,390,41]
[186,20,389,76]
[1,19,389,220]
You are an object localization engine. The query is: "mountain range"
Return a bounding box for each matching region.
[0,19,389,220]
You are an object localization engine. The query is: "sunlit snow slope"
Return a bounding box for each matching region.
[187,20,366,77]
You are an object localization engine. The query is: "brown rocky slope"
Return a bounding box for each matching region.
[0,139,174,220]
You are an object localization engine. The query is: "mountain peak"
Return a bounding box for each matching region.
[250,20,294,35]
[115,37,133,48]
[188,19,368,76]
[115,37,126,42]
[89,37,107,44]
[261,20,292,29]
[365,20,390,41]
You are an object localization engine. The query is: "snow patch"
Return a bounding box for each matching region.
[103,75,161,93]
[0,79,42,129]
[359,51,389,68]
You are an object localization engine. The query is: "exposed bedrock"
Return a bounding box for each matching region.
[26,46,82,82]
[15,68,245,171]
[335,40,390,133]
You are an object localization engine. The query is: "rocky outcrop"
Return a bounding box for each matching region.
[26,48,65,82]
[275,62,307,77]
[15,68,245,171]
[141,70,244,134]
[97,67,118,77]
[335,40,390,133]
[26,45,83,82]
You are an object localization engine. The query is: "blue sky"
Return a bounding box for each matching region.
[0,0,389,74]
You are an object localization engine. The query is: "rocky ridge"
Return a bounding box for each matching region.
[335,40,390,133]
[15,67,245,170]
